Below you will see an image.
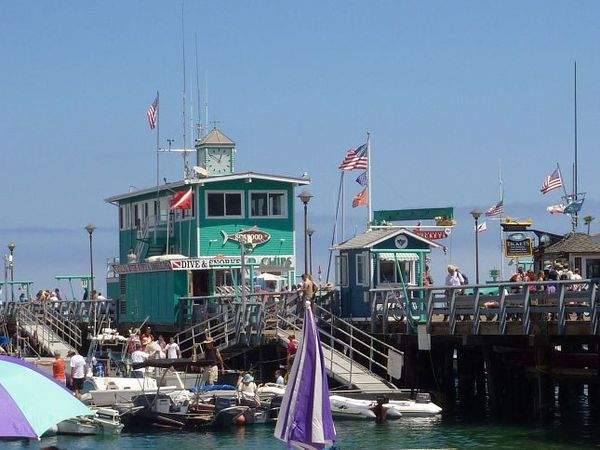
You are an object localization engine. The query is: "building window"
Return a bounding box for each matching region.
[356,253,365,286]
[249,191,287,218]
[206,191,243,218]
[335,254,349,287]
[119,206,124,230]
[377,258,415,285]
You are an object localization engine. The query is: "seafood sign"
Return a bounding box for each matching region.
[221,227,271,249]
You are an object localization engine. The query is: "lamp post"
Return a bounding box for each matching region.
[8,243,15,302]
[470,208,483,284]
[298,191,313,275]
[85,224,96,297]
[306,227,315,275]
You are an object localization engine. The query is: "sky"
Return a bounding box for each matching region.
[1,1,600,296]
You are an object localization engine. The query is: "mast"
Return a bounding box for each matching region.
[573,61,578,231]
[498,160,505,280]
[341,172,345,241]
[366,132,372,227]
[181,5,188,179]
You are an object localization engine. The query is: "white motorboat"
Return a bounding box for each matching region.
[385,393,442,416]
[81,376,177,407]
[55,407,124,435]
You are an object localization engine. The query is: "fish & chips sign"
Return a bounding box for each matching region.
[169,254,295,271]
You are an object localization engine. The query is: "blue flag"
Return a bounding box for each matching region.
[355,171,367,186]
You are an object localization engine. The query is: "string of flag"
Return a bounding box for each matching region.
[339,142,369,209]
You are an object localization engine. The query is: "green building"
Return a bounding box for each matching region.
[105,129,310,329]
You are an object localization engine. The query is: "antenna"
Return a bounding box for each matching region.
[205,71,209,134]
[194,33,204,140]
[181,4,189,179]
[573,61,578,231]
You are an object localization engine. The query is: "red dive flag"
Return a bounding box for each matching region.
[540,168,563,194]
[170,189,193,210]
[339,143,368,171]
[352,187,368,208]
[147,96,158,130]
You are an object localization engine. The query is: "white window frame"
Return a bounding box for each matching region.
[356,253,365,286]
[335,254,349,287]
[205,190,245,219]
[377,257,416,285]
[248,190,288,218]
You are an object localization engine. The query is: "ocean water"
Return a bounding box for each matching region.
[4,415,600,450]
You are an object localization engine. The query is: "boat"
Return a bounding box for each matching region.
[54,407,124,435]
[386,393,442,416]
[329,395,401,421]
[81,375,178,407]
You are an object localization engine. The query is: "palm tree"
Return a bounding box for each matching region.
[583,216,594,235]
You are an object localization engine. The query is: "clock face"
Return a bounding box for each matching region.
[206,148,232,174]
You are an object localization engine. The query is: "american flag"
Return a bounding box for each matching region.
[540,168,563,194]
[147,96,158,130]
[339,143,368,171]
[485,199,504,217]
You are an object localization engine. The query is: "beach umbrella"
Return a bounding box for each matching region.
[0,355,94,439]
[274,301,336,449]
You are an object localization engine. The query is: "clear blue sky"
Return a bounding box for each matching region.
[2,1,600,294]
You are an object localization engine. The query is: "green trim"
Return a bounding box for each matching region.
[370,249,431,253]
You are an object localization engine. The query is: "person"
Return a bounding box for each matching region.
[68,349,86,399]
[97,292,107,300]
[200,337,224,386]
[274,369,285,386]
[141,326,154,350]
[166,336,181,359]
[423,265,434,286]
[286,333,299,368]
[52,351,66,385]
[82,287,88,300]
[237,373,258,393]
[444,265,461,321]
[509,267,525,293]
[158,335,167,355]
[301,273,319,313]
[54,288,62,301]
[131,343,149,378]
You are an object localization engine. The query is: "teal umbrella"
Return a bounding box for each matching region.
[0,355,94,439]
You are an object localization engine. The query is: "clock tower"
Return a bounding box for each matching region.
[195,128,236,176]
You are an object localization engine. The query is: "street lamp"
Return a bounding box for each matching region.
[470,208,483,284]
[7,243,15,302]
[85,224,96,298]
[307,227,315,275]
[297,191,313,275]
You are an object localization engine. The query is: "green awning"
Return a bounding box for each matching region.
[378,252,420,262]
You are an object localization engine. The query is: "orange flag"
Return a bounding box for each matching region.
[352,187,368,208]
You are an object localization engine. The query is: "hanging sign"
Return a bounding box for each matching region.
[504,234,533,257]
[412,229,450,240]
[221,226,271,250]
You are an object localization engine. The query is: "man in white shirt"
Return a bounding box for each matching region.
[166,337,181,359]
[68,350,86,399]
[131,344,149,378]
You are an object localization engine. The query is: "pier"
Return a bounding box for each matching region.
[2,277,600,420]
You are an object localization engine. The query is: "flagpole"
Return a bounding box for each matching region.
[499,160,505,280]
[326,172,344,283]
[341,172,345,242]
[366,132,372,228]
[155,91,160,244]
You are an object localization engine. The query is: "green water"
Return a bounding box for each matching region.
[3,415,600,450]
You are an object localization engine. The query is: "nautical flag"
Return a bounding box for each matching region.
[547,204,566,214]
[485,200,504,217]
[170,188,193,210]
[339,143,368,171]
[352,187,368,208]
[355,171,367,186]
[476,221,487,233]
[540,168,563,194]
[564,198,584,215]
[147,96,158,130]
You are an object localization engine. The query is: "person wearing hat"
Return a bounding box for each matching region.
[237,372,258,395]
[200,337,224,386]
[141,326,154,351]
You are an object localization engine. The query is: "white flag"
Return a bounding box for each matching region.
[476,221,487,233]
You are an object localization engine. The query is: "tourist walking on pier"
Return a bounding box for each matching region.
[444,265,461,321]
[52,351,66,386]
[301,273,319,313]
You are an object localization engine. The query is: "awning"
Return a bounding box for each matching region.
[378,252,420,262]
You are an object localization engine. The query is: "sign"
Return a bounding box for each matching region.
[374,207,454,222]
[394,235,409,249]
[258,256,294,272]
[221,226,271,250]
[169,255,295,271]
[112,261,172,274]
[504,236,533,257]
[412,229,450,240]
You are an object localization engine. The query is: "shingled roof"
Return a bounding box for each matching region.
[543,232,600,254]
[332,228,441,250]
